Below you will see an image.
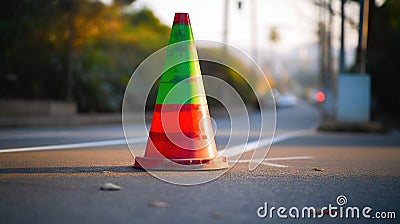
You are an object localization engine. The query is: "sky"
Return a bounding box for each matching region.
[129,0,360,59]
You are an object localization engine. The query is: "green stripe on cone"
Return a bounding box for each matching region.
[168,24,194,45]
[155,18,207,105]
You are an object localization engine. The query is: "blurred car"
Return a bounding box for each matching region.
[276,93,297,108]
[271,88,281,102]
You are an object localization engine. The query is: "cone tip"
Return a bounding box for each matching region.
[173,13,190,25]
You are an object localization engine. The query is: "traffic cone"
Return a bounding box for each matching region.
[134,13,229,170]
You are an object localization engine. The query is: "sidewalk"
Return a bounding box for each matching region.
[0,113,130,128]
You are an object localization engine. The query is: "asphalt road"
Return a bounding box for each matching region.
[0,102,399,224]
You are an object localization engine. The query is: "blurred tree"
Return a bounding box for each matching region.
[0,0,169,112]
[0,1,256,113]
[0,0,71,99]
[198,47,259,108]
[365,0,400,122]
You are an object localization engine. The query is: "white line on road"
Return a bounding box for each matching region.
[261,162,288,168]
[0,137,147,153]
[0,130,313,156]
[229,156,312,168]
[220,130,314,158]
[233,160,289,168]
[221,130,314,168]
[230,156,313,163]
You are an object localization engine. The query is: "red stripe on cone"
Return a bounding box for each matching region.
[173,13,190,25]
[150,104,211,133]
[145,131,217,160]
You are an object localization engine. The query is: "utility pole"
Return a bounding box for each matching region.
[317,0,325,90]
[223,0,229,45]
[251,0,259,63]
[317,0,334,118]
[327,0,333,91]
[339,0,346,73]
[356,0,370,74]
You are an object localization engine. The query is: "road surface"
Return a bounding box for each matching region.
[0,102,399,223]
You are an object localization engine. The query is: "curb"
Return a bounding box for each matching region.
[317,120,388,133]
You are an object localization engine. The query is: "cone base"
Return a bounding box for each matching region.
[133,156,229,171]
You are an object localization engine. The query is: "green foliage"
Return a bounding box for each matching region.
[366,0,400,119]
[0,1,259,113]
[0,0,170,112]
[198,48,259,107]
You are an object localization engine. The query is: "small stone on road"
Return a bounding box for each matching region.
[148,201,169,208]
[100,182,121,191]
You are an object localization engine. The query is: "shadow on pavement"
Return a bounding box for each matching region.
[0,166,144,174]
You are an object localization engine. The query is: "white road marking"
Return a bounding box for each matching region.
[0,129,313,162]
[228,156,312,168]
[220,130,314,158]
[233,160,288,168]
[230,156,312,163]
[221,130,314,168]
[0,137,146,153]
[261,162,288,168]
